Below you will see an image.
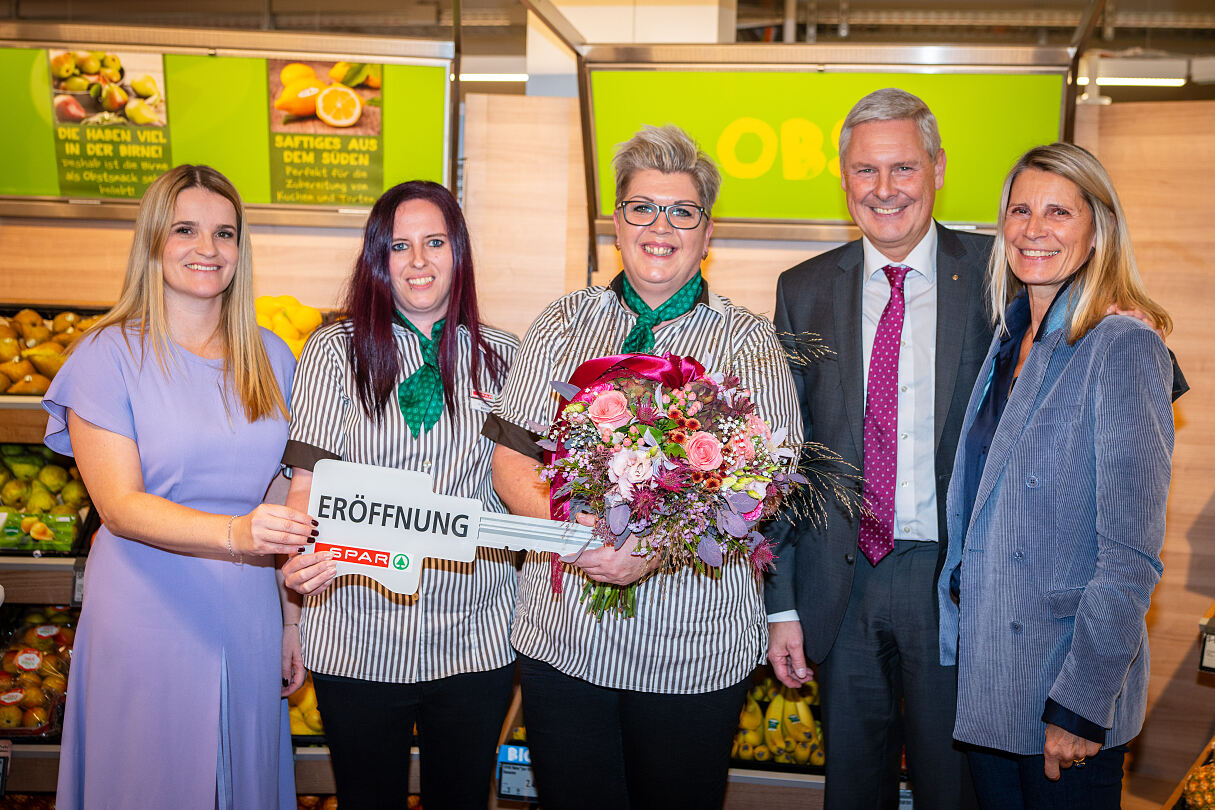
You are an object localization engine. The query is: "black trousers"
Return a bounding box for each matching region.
[817,540,976,810]
[965,743,1127,809]
[517,654,750,810]
[312,665,514,810]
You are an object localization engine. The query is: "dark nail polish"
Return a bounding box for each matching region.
[311,519,319,526]
[297,547,305,554]
[310,528,319,537]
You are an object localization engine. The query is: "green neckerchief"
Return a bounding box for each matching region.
[397,316,445,436]
[620,272,703,353]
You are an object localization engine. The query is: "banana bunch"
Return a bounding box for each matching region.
[731,674,825,768]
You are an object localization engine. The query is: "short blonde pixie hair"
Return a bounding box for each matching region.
[612,124,722,213]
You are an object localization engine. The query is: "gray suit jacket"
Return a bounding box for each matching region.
[765,224,994,664]
[937,296,1173,754]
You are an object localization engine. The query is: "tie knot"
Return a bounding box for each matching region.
[882,264,909,290]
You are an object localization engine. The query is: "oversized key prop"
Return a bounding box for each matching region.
[306,459,598,595]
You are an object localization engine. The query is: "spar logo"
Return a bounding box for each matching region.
[315,542,405,569]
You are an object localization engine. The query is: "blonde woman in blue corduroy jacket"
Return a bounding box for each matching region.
[937,142,1175,809]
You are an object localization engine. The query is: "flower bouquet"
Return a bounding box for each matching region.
[538,353,808,619]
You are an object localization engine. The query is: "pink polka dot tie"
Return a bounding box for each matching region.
[858,264,909,566]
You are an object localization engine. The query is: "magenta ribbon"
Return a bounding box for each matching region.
[543,352,706,592]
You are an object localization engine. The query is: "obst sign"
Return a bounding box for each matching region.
[306,459,481,595]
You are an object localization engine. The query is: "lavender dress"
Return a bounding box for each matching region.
[43,325,296,810]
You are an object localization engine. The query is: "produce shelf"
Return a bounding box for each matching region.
[0,556,80,603]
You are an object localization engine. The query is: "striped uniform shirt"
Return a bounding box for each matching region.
[488,276,802,694]
[284,318,520,683]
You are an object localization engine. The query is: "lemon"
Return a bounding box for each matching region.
[316,84,362,128]
[254,295,280,316]
[274,294,301,309]
[273,77,326,117]
[280,63,317,86]
[271,311,301,341]
[284,304,323,335]
[328,61,351,82]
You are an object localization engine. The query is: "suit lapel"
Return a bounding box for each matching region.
[833,245,866,457]
[933,225,974,452]
[967,328,1066,532]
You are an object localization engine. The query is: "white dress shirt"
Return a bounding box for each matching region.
[769,226,940,625]
[860,224,939,542]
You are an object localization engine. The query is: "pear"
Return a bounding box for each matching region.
[0,445,23,456]
[74,51,100,75]
[130,74,159,99]
[0,358,35,383]
[26,483,56,515]
[49,503,78,517]
[0,324,17,340]
[20,326,53,346]
[50,312,79,333]
[0,336,20,363]
[49,52,76,80]
[11,309,43,333]
[76,315,103,332]
[99,83,128,113]
[36,465,69,494]
[6,374,52,396]
[52,328,82,348]
[1,479,29,510]
[3,454,43,482]
[24,339,62,359]
[0,469,9,489]
[60,479,89,509]
[124,97,159,126]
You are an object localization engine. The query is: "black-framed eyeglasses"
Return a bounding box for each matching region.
[616,199,707,230]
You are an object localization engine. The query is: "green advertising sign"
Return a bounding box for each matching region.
[0,42,448,210]
[591,70,1064,224]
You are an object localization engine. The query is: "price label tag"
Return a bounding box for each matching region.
[1201,631,1215,673]
[0,738,11,797]
[496,744,537,801]
[71,556,87,606]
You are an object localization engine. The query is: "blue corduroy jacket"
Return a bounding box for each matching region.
[938,291,1174,754]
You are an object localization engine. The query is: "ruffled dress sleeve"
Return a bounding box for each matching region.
[42,327,138,457]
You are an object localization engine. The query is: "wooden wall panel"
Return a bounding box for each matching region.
[462,93,587,342]
[0,217,363,310]
[1093,100,1215,802]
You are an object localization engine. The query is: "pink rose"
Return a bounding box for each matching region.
[685,431,723,472]
[608,448,654,499]
[587,390,631,430]
[745,414,772,441]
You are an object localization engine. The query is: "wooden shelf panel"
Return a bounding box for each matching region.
[0,557,78,604]
[0,397,49,444]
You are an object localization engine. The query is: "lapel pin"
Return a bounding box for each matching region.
[952,274,959,281]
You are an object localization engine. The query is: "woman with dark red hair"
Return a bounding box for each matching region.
[279,180,519,808]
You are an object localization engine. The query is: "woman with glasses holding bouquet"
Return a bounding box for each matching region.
[484,124,802,810]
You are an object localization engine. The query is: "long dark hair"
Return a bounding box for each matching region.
[343,180,507,421]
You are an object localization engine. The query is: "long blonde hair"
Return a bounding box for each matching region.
[987,143,1170,343]
[81,165,288,422]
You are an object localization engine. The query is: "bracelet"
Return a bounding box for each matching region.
[226,515,237,557]
[283,623,299,628]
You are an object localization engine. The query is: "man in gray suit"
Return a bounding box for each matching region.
[765,88,988,809]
